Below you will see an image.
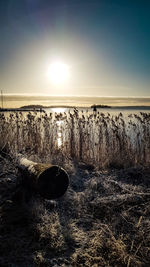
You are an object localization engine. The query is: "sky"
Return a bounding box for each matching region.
[0,0,150,97]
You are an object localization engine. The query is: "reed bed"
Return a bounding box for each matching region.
[0,110,150,168]
[0,111,150,266]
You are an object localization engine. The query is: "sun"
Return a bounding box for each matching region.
[48,61,70,85]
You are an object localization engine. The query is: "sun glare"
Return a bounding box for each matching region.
[52,107,66,113]
[48,61,70,85]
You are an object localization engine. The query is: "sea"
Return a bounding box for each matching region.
[2,95,150,117]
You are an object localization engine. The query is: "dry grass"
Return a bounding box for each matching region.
[0,109,150,266]
[0,110,150,168]
[0,154,150,266]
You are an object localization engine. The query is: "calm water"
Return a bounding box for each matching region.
[45,107,150,117]
[2,106,150,119]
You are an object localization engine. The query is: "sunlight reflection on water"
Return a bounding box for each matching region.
[57,136,62,147]
[56,121,63,147]
[51,107,66,113]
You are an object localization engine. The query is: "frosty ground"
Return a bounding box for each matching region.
[0,152,150,267]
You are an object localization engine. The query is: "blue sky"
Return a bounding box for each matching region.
[0,0,150,96]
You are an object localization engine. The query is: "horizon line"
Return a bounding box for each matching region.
[3,93,150,98]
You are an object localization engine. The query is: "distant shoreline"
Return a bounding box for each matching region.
[1,105,150,112]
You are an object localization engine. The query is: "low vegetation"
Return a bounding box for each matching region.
[0,109,150,266]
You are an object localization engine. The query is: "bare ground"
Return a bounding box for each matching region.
[0,153,150,267]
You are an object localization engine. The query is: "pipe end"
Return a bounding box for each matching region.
[37,166,69,199]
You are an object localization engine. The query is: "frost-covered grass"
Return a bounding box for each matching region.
[0,155,150,266]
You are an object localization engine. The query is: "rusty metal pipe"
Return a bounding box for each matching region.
[17,155,69,200]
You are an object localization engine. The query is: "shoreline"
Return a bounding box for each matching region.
[1,105,150,112]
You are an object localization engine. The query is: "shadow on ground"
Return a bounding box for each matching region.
[0,155,150,266]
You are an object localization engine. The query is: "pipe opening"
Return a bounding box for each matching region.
[37,166,69,199]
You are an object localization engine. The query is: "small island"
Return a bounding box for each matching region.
[20,104,77,109]
[91,104,111,109]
